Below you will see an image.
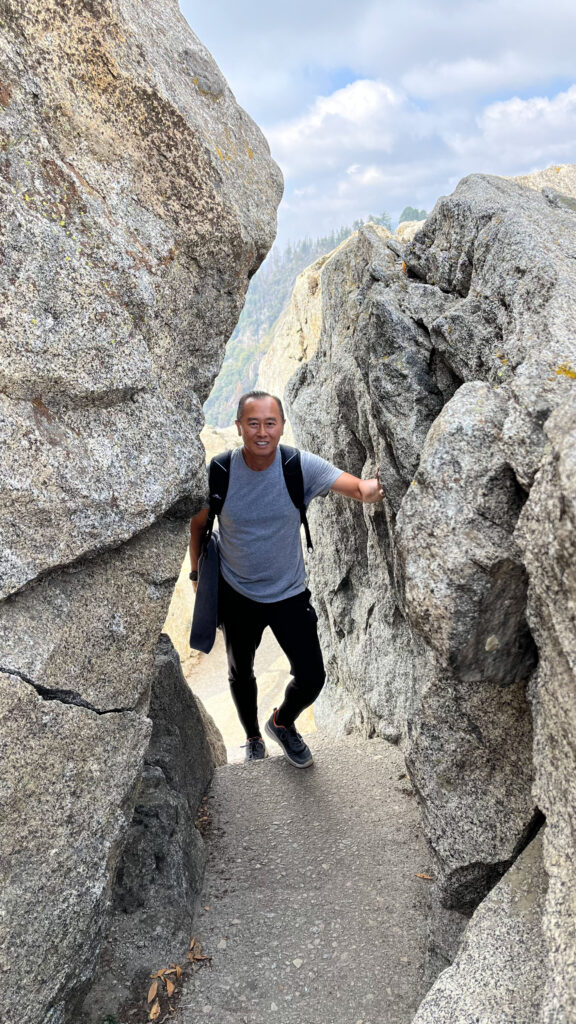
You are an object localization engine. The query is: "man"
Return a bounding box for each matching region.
[189,391,383,767]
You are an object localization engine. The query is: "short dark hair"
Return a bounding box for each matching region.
[236,390,285,422]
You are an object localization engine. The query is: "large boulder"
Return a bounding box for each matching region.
[413,833,548,1024]
[0,1,281,1021]
[257,225,392,443]
[80,635,227,1022]
[287,169,576,1012]
[516,407,576,1020]
[0,673,151,1023]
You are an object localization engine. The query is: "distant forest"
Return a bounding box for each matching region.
[204,207,426,427]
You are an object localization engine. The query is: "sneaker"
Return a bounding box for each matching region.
[265,709,314,769]
[242,736,267,762]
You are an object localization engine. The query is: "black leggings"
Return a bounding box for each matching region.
[219,576,326,738]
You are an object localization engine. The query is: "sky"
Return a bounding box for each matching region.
[179,0,576,246]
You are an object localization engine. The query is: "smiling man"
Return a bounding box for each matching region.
[189,390,383,767]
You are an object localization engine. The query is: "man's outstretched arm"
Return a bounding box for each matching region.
[330,470,384,503]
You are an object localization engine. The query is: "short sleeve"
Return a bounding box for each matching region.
[300,450,343,504]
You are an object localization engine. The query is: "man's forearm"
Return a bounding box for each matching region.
[189,510,209,572]
[330,470,384,503]
[189,528,203,571]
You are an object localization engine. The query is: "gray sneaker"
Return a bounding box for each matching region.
[265,709,313,768]
[243,737,267,762]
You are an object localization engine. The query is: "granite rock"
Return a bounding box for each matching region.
[396,218,426,242]
[288,224,438,743]
[397,382,536,686]
[0,517,188,711]
[0,675,151,1024]
[0,2,281,1021]
[511,162,576,199]
[0,0,282,600]
[413,833,548,1024]
[288,170,576,1002]
[80,635,226,1022]
[516,405,576,1022]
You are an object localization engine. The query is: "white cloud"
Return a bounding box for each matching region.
[181,0,576,122]
[178,0,576,241]
[270,76,576,239]
[402,53,531,99]
[450,85,576,166]
[267,80,411,176]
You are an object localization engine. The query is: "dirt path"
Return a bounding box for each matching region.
[175,733,431,1024]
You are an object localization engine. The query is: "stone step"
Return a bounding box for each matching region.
[175,733,432,1024]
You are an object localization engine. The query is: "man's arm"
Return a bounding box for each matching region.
[189,508,210,590]
[330,469,384,503]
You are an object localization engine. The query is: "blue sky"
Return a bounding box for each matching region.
[179,0,576,244]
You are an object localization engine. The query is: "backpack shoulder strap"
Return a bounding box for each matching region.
[280,444,313,551]
[208,449,232,517]
[202,450,232,553]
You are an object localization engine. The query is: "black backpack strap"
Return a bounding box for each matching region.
[280,444,313,551]
[202,450,232,553]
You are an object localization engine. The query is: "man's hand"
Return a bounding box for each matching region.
[330,467,384,503]
[360,467,385,503]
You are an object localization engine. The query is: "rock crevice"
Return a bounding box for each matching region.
[0,664,134,714]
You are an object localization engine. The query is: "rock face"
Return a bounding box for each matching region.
[413,833,548,1024]
[287,169,576,1015]
[0,2,281,1021]
[80,636,226,1022]
[396,218,425,242]
[258,227,391,443]
[0,675,151,1023]
[516,408,576,1021]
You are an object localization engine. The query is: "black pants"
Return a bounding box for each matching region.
[219,576,326,738]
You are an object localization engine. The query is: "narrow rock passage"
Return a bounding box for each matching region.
[176,734,431,1024]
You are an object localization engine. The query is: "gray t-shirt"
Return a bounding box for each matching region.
[217,447,342,602]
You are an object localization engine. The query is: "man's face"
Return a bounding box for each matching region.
[236,397,284,460]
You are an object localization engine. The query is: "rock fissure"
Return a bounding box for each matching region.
[0,664,135,714]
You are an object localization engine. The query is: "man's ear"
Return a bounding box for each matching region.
[235,419,242,436]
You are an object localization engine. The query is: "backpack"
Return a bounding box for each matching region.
[203,444,313,553]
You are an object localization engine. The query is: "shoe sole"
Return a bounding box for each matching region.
[264,721,314,769]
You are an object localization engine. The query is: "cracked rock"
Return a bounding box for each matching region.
[0,674,151,1024]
